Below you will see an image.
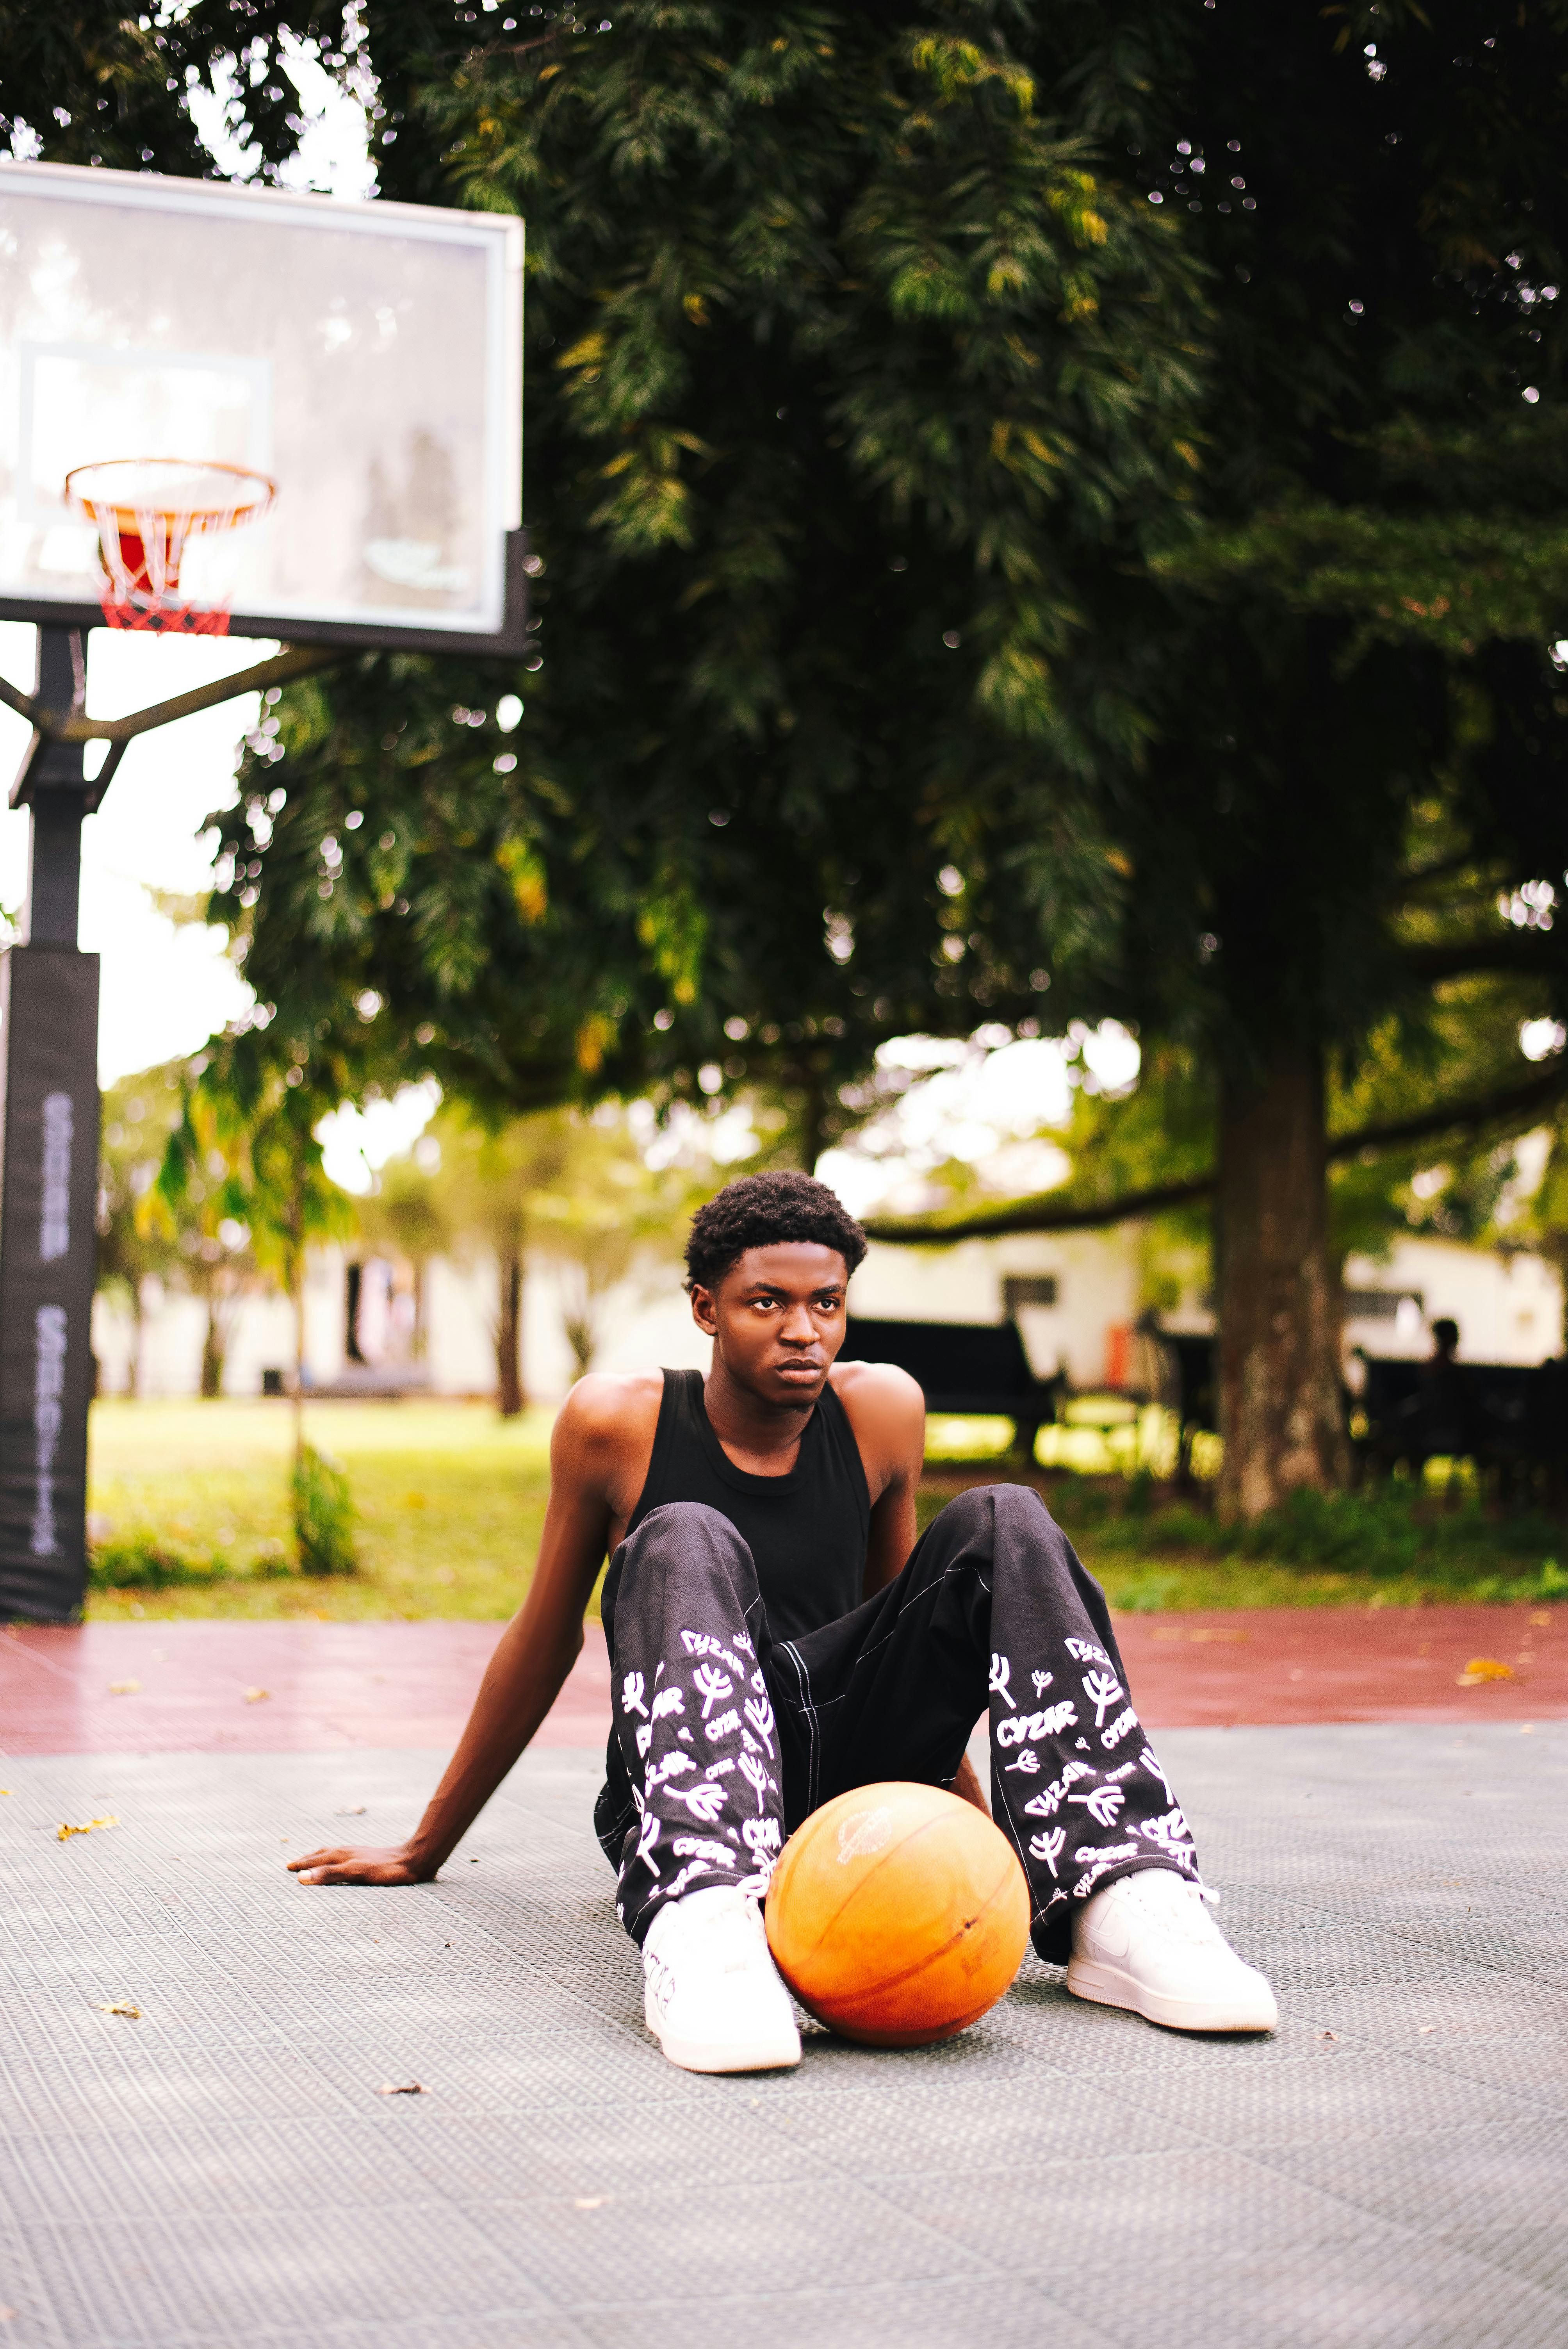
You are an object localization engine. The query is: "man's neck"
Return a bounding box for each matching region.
[702,1356,818,1470]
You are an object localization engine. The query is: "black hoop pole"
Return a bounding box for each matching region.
[0,627,101,1618]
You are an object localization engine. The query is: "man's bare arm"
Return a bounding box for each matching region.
[830,1358,925,1599]
[287,1376,656,1884]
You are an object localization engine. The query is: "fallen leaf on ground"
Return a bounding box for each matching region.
[1530,1611,1552,1627]
[335,1805,366,1816]
[93,2000,140,2018]
[1188,1628,1250,1644]
[57,1815,118,1841]
[1319,2030,1339,2041]
[243,1687,270,1704]
[1457,1658,1513,1685]
[107,1680,139,1695]
[377,2081,423,2096]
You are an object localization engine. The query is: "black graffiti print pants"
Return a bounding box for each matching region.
[592,1485,1197,1961]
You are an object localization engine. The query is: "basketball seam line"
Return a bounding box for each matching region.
[789,1806,1015,1973]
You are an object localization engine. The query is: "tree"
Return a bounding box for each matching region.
[100,1060,268,1397]
[863,3,1568,1513]
[39,5,1568,1518]
[355,1142,448,1365]
[158,1054,361,1570]
[411,1104,576,1415]
[525,1110,706,1380]
[185,3,1206,1173]
[0,3,355,181]
[366,1100,704,1392]
[157,1057,356,1455]
[96,1068,186,1395]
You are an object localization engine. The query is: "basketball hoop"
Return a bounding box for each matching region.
[64,458,276,635]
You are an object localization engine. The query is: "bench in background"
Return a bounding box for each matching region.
[1143,1326,1568,1506]
[1355,1354,1568,1504]
[839,1317,1064,1458]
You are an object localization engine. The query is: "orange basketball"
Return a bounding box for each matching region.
[765,1781,1030,2047]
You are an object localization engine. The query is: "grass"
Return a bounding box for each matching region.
[921,1467,1568,1610]
[84,1399,1567,1623]
[87,1399,554,1622]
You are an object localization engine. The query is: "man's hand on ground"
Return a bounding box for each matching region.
[286,1845,434,1886]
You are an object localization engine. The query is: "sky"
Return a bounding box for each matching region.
[0,622,262,1083]
[0,619,445,1193]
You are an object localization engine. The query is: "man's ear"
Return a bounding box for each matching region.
[690,1281,718,1335]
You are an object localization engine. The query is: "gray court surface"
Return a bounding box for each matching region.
[3,1724,1566,2349]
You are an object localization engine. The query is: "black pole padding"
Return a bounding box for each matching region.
[0,627,100,1620]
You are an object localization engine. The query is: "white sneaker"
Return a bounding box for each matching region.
[642,1884,803,2073]
[1067,1868,1278,2034]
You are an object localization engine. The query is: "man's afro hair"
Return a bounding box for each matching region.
[683,1171,867,1293]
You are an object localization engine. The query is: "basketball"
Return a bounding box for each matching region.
[765,1781,1030,2047]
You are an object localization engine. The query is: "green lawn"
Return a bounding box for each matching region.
[83,1398,1566,1621]
[88,1399,554,1622]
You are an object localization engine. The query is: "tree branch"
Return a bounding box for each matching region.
[1399,932,1566,984]
[1397,852,1474,889]
[861,1062,1568,1244]
[861,1174,1215,1243]
[1323,1060,1568,1158]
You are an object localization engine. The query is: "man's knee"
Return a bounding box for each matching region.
[933,1482,1053,1545]
[618,1501,756,1593]
[932,1482,1080,1598]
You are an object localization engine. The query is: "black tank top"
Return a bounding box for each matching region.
[622,1369,870,1643]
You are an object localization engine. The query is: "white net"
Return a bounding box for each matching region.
[66,459,274,633]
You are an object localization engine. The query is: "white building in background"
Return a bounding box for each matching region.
[89,1223,1564,1404]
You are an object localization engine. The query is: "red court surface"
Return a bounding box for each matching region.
[2,1603,1561,1754]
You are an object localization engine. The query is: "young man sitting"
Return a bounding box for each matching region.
[290,1171,1276,2072]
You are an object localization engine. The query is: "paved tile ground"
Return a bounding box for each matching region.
[3,1601,1562,1753]
[3,1722,1566,2348]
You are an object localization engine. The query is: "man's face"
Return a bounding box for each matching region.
[691,1242,849,1407]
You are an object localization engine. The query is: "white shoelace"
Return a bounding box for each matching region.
[663,1890,766,1977]
[1121,1872,1225,1947]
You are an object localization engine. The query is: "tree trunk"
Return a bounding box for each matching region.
[1216,1044,1347,1520]
[200,1297,223,1399]
[796,1072,829,1174]
[290,1231,306,1474]
[496,1248,524,1417]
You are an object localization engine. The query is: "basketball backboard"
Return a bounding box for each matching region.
[0,160,525,652]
